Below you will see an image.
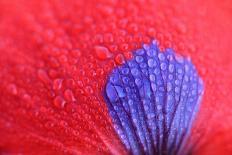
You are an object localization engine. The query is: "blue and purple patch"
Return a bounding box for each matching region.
[104,40,204,154]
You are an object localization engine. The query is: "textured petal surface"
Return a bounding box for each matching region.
[104,41,204,154]
[0,0,232,154]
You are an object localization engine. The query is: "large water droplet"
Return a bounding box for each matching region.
[94,45,112,60]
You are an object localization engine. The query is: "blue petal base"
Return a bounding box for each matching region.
[104,40,204,155]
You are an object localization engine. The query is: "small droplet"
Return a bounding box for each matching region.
[147,28,156,36]
[167,82,172,92]
[169,64,175,73]
[64,89,76,102]
[148,59,156,68]
[157,105,162,110]
[94,45,112,60]
[59,55,68,63]
[104,33,114,43]
[135,49,145,55]
[77,80,84,87]
[71,49,82,57]
[122,68,130,75]
[119,43,129,51]
[131,68,139,76]
[37,69,51,84]
[66,78,75,88]
[177,69,183,74]
[140,63,147,69]
[49,57,60,68]
[53,78,63,90]
[7,83,18,95]
[158,53,165,61]
[49,69,58,78]
[124,52,133,59]
[106,83,119,102]
[160,63,167,70]
[96,68,104,76]
[154,68,160,75]
[149,75,155,82]
[135,78,142,87]
[115,54,125,65]
[22,93,32,101]
[147,49,157,57]
[85,86,93,94]
[135,56,144,63]
[176,22,187,34]
[168,75,174,80]
[122,77,129,84]
[175,54,184,63]
[53,96,66,108]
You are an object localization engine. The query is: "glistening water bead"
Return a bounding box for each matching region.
[103,40,204,155]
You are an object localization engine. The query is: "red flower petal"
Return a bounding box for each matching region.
[0,0,232,154]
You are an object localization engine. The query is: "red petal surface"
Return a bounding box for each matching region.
[0,0,232,154]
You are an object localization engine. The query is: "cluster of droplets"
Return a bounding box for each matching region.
[104,40,204,155]
[14,0,196,112]
[0,0,210,154]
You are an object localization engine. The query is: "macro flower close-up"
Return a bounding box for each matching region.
[0,0,232,154]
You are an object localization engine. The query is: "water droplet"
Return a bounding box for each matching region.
[131,68,139,76]
[124,52,133,59]
[128,23,138,33]
[135,56,144,63]
[147,28,156,37]
[119,43,129,51]
[158,53,165,61]
[122,77,129,84]
[77,81,84,87]
[115,54,125,65]
[109,44,118,52]
[49,69,58,78]
[168,64,175,73]
[96,68,104,76]
[177,69,183,74]
[64,89,76,102]
[160,63,167,70]
[53,78,63,90]
[149,74,155,82]
[49,57,60,68]
[22,93,32,102]
[37,69,51,84]
[94,45,112,60]
[176,22,187,34]
[7,83,18,95]
[85,86,93,94]
[71,49,82,57]
[59,55,68,63]
[122,68,130,75]
[147,59,156,68]
[175,54,184,63]
[66,78,76,88]
[104,33,114,43]
[167,82,172,92]
[53,96,66,108]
